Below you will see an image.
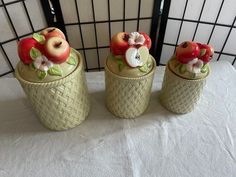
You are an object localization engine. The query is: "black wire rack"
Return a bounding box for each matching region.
[155,0,236,65]
[0,0,161,76]
[0,0,47,77]
[0,0,235,77]
[55,0,162,72]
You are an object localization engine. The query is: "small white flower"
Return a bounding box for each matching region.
[186,58,204,74]
[128,32,145,45]
[33,56,53,72]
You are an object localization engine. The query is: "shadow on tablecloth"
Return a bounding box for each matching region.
[0,97,50,134]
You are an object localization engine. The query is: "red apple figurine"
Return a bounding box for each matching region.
[110,32,130,55]
[197,43,214,63]
[18,37,42,64]
[139,32,152,49]
[125,46,149,67]
[40,27,66,40]
[44,37,70,64]
[176,41,200,64]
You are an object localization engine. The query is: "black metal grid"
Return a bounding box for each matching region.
[155,0,236,66]
[3,0,234,77]
[0,0,46,77]
[47,0,162,71]
[0,0,161,77]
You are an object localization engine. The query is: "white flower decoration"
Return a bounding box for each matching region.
[128,32,145,45]
[186,58,204,74]
[33,55,53,72]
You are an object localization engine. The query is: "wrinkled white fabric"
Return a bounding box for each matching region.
[0,61,235,177]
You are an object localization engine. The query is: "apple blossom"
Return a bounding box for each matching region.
[33,55,53,72]
[128,32,145,46]
[186,58,204,74]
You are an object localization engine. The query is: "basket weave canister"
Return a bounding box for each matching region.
[105,58,156,119]
[160,63,208,114]
[15,52,90,131]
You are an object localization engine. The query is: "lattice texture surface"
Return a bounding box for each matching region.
[105,60,156,119]
[15,57,90,131]
[160,64,207,113]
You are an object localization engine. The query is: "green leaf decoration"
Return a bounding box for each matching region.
[48,65,63,76]
[114,55,123,60]
[29,63,36,70]
[199,48,206,57]
[179,64,186,74]
[116,59,123,64]
[201,64,208,73]
[191,73,196,79]
[32,33,45,44]
[146,57,152,68]
[174,62,180,68]
[139,63,148,73]
[37,70,47,80]
[147,63,152,68]
[117,60,125,71]
[66,53,76,65]
[30,47,41,60]
[118,63,125,71]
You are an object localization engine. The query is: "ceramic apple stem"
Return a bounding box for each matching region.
[48,28,56,33]
[54,42,62,48]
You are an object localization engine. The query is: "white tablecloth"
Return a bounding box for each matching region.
[0,61,236,177]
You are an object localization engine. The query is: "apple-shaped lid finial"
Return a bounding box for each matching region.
[17,27,78,81]
[173,40,214,78]
[109,31,152,74]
